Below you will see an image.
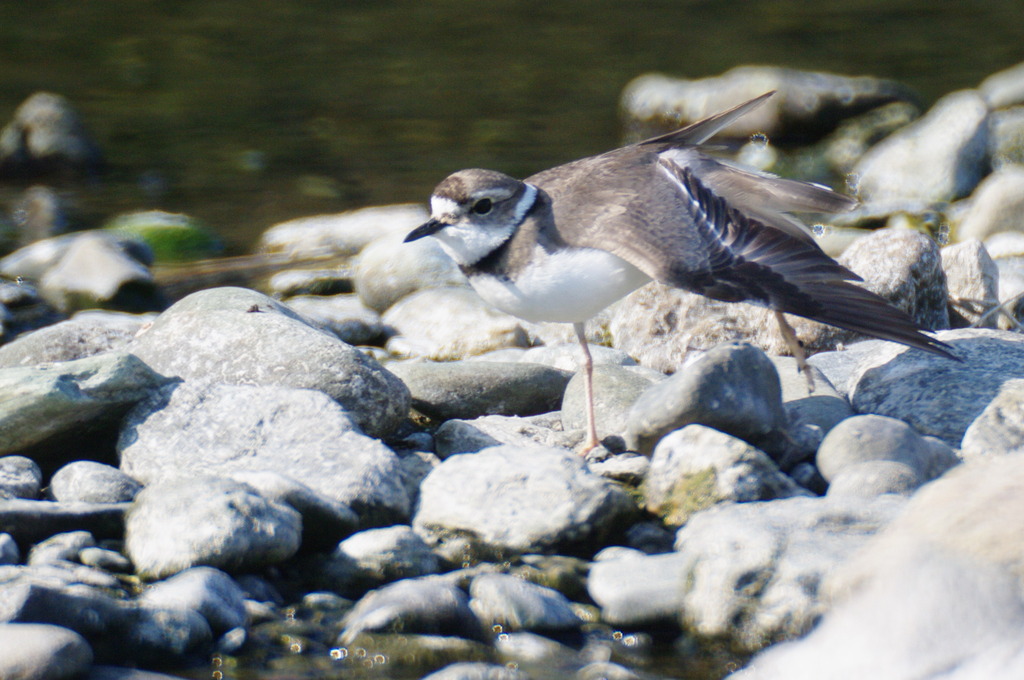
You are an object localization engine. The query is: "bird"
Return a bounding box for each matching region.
[405,91,956,453]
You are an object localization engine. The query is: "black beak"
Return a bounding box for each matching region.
[404,218,446,243]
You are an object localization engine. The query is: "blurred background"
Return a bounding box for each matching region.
[0,0,1022,254]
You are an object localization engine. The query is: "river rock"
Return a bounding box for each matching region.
[279,293,386,345]
[0,352,168,463]
[127,287,409,438]
[124,476,302,579]
[941,239,1000,327]
[414,446,637,561]
[561,364,660,445]
[0,623,93,680]
[853,90,989,203]
[989,106,1024,169]
[0,499,127,546]
[423,662,529,680]
[643,425,811,528]
[433,413,580,458]
[355,231,467,313]
[0,533,18,564]
[0,455,42,499]
[119,381,410,524]
[27,530,95,565]
[103,210,221,263]
[848,328,1024,446]
[324,525,441,594]
[339,578,485,644]
[468,573,580,633]
[980,60,1024,109]
[816,414,958,483]
[384,287,530,360]
[48,461,142,503]
[0,92,103,177]
[390,360,571,421]
[0,311,149,367]
[258,203,427,259]
[620,67,916,142]
[625,342,788,457]
[961,378,1024,459]
[824,460,923,498]
[588,551,691,627]
[956,165,1024,243]
[670,494,906,651]
[139,567,247,634]
[267,268,354,298]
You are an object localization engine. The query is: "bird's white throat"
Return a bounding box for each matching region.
[430,184,539,266]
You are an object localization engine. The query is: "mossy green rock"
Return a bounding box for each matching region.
[104,210,222,262]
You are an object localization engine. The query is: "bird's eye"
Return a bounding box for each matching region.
[471,198,493,215]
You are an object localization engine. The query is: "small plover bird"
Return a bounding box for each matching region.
[406,91,955,453]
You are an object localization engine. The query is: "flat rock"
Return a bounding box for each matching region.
[848,328,1024,446]
[384,287,530,360]
[414,446,637,561]
[941,239,1000,327]
[355,231,467,313]
[671,494,906,651]
[468,572,580,633]
[325,525,441,594]
[339,578,484,644]
[124,476,302,579]
[0,351,168,460]
[0,622,93,680]
[518,343,636,372]
[0,499,127,546]
[961,378,1024,460]
[0,311,150,367]
[853,89,989,203]
[433,413,580,458]
[258,203,427,259]
[119,381,410,524]
[643,425,811,528]
[389,360,571,421]
[128,286,409,438]
[138,567,247,634]
[281,293,386,345]
[561,364,660,444]
[625,342,788,457]
[588,551,691,627]
[48,461,142,503]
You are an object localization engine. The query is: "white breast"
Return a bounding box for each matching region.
[469,246,651,323]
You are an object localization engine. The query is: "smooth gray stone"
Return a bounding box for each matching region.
[805,341,887,398]
[281,293,385,345]
[561,364,659,444]
[128,286,409,438]
[0,560,122,592]
[414,446,637,561]
[389,360,572,421]
[671,495,906,651]
[519,343,636,371]
[422,661,529,680]
[771,356,853,437]
[0,352,168,458]
[119,382,410,525]
[124,476,302,579]
[468,572,580,633]
[0,533,18,565]
[87,665,199,680]
[825,461,923,498]
[339,578,484,644]
[139,567,247,634]
[643,425,811,528]
[849,328,1024,446]
[259,203,428,259]
[989,106,1024,170]
[383,287,530,360]
[853,90,989,203]
[228,471,359,551]
[839,227,950,332]
[49,461,142,503]
[961,378,1024,460]
[816,414,956,483]
[354,230,466,313]
[732,542,1024,680]
[266,268,354,298]
[434,413,579,458]
[588,552,691,626]
[0,622,93,680]
[0,312,150,368]
[0,500,127,546]
[941,239,1000,328]
[0,580,212,666]
[980,60,1024,108]
[327,525,440,593]
[626,342,788,456]
[0,455,42,499]
[27,530,95,566]
[79,547,132,573]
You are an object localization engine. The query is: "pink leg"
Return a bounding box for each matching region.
[574,322,600,454]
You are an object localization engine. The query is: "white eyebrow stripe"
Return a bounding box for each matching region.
[431,196,460,218]
[513,183,538,224]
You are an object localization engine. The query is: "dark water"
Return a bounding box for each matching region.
[1,1,1023,254]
